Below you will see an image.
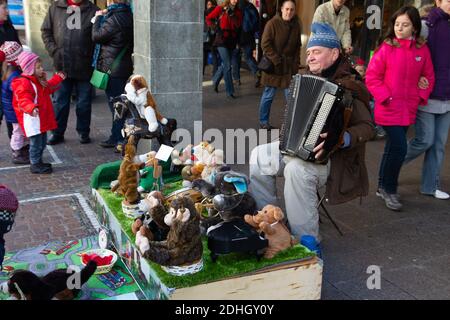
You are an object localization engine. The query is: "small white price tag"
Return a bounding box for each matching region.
[155,144,174,162]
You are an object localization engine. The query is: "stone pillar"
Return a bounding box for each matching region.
[23,0,53,71]
[133,0,203,137]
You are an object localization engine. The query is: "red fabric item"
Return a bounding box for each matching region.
[67,0,82,6]
[0,50,5,63]
[0,185,19,213]
[81,253,113,266]
[11,74,63,138]
[355,58,365,66]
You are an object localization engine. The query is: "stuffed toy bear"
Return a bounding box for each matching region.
[244,205,298,259]
[125,75,168,133]
[141,196,203,267]
[1,261,97,300]
[111,136,142,205]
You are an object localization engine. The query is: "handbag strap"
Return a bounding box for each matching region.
[107,44,130,75]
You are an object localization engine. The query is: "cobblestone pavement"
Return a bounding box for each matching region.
[1,69,449,299]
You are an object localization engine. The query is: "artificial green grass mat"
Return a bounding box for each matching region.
[97,188,315,289]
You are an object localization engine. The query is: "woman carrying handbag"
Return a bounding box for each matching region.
[92,0,133,153]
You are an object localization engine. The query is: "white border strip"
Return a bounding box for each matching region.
[20,193,101,231]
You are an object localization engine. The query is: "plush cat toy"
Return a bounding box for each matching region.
[125,75,168,133]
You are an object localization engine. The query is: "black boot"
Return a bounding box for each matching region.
[30,163,52,174]
[12,148,30,165]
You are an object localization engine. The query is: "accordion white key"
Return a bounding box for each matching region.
[280,74,345,162]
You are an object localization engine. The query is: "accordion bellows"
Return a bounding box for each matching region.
[280,74,345,162]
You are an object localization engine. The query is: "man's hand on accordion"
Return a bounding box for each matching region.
[313,133,328,160]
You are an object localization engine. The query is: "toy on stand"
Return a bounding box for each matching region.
[244,205,298,259]
[111,135,142,218]
[141,196,203,276]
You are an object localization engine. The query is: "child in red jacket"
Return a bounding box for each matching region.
[12,51,66,174]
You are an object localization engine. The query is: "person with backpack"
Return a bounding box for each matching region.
[231,0,260,87]
[206,0,243,99]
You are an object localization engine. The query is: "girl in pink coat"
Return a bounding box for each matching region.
[366,6,435,211]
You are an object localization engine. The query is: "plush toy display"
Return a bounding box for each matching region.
[111,136,141,206]
[125,75,168,133]
[1,261,97,300]
[141,197,203,268]
[201,149,225,184]
[244,205,298,259]
[181,163,205,188]
[137,152,163,193]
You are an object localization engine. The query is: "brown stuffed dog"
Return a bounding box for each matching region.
[244,205,298,259]
[111,136,141,205]
[125,75,168,132]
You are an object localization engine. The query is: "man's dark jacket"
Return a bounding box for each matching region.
[297,57,375,205]
[92,6,134,79]
[41,0,98,80]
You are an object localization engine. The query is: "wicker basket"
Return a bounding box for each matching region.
[161,258,204,277]
[81,249,118,275]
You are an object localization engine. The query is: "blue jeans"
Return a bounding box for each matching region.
[404,110,450,194]
[232,44,259,80]
[105,77,128,145]
[259,86,289,125]
[52,78,93,137]
[379,126,409,194]
[29,133,48,165]
[213,46,235,97]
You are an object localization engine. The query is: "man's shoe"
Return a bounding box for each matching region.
[79,134,91,144]
[99,139,116,148]
[421,190,450,200]
[39,161,52,168]
[47,135,64,145]
[377,188,402,211]
[213,82,219,93]
[227,94,237,99]
[30,163,52,174]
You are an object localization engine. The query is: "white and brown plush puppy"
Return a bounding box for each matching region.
[125,75,168,132]
[0,261,97,300]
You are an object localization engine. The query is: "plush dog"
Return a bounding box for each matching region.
[125,75,168,133]
[141,196,203,267]
[0,261,97,300]
[244,205,298,259]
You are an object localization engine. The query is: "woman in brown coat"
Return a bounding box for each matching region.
[258,0,301,130]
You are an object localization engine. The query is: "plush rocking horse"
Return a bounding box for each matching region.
[112,75,177,148]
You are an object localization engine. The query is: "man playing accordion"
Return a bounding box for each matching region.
[249,23,375,242]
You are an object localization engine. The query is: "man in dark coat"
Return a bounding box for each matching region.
[41,0,98,145]
[249,23,375,241]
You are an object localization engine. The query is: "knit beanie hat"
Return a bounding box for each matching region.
[0,185,19,213]
[17,50,40,76]
[307,23,341,50]
[0,41,23,64]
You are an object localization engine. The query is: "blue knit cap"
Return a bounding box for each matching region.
[307,23,341,49]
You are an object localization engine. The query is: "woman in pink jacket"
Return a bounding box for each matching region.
[366,6,435,211]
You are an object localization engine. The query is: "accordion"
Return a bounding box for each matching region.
[280,74,346,162]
